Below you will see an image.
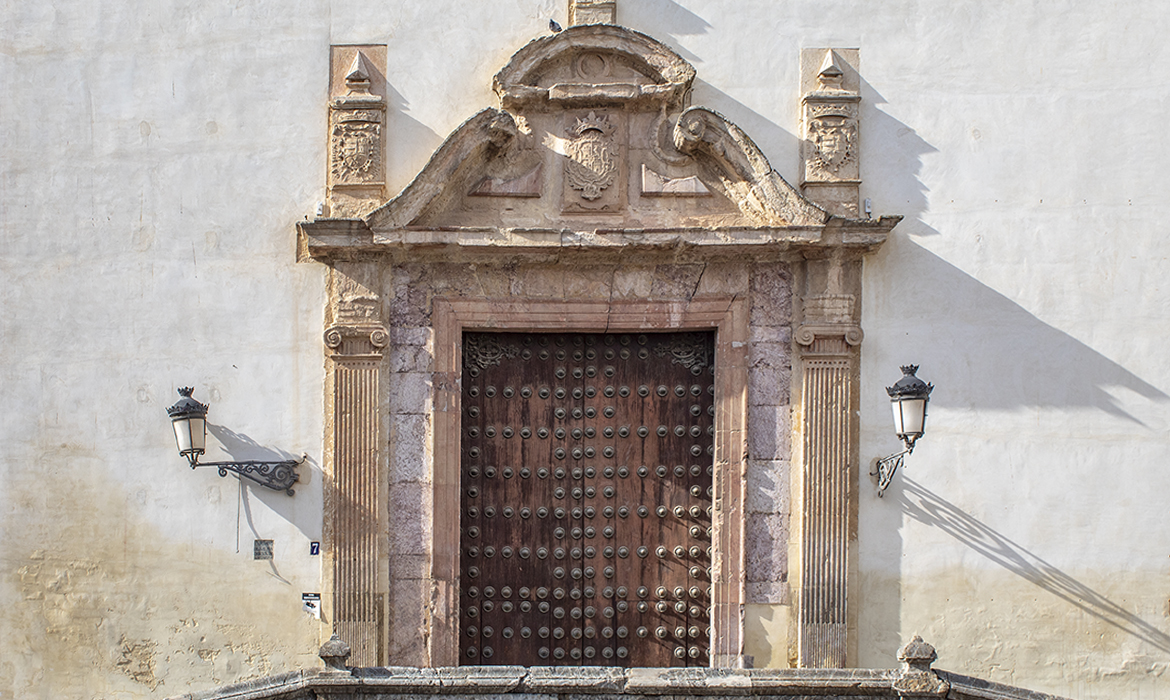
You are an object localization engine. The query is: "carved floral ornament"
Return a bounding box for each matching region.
[463,334,521,370]
[654,333,712,374]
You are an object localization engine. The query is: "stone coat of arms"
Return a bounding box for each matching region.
[807,114,856,175]
[565,111,617,200]
[331,112,382,183]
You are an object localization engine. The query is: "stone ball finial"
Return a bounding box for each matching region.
[319,633,351,670]
[898,634,938,672]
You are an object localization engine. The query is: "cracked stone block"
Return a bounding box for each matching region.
[388,482,432,555]
[750,265,793,327]
[745,512,789,584]
[391,372,432,415]
[390,325,430,347]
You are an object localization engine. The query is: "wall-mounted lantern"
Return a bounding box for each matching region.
[870,365,933,496]
[166,387,303,495]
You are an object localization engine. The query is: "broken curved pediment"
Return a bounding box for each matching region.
[303,24,898,259]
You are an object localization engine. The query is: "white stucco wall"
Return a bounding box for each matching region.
[2,1,1167,699]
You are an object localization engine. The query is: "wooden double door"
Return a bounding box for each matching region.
[459,331,714,667]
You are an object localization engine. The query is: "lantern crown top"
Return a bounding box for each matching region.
[167,387,209,419]
[886,365,933,399]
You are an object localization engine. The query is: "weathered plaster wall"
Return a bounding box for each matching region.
[0,2,331,698]
[2,1,1168,699]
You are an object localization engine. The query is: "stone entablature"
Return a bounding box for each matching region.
[298,18,899,670]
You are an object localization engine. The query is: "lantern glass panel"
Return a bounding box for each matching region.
[892,397,926,439]
[173,416,206,456]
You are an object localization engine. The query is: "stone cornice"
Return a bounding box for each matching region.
[297,217,900,261]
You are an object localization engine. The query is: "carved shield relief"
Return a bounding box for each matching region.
[807,114,856,175]
[331,111,383,184]
[563,111,626,213]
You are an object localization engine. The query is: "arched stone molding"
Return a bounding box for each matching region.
[493,24,695,111]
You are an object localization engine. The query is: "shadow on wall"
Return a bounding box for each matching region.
[207,422,321,542]
[875,241,1168,422]
[857,77,1170,666]
[898,477,1170,655]
[619,0,710,63]
[861,83,1166,420]
[861,79,937,236]
[385,82,443,198]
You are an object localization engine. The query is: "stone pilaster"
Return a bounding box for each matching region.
[327,47,387,218]
[323,262,389,666]
[569,0,616,25]
[800,49,861,218]
[790,253,863,668]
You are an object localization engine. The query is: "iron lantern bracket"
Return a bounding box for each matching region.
[870,442,913,497]
[187,453,304,496]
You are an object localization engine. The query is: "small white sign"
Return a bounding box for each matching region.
[302,592,321,619]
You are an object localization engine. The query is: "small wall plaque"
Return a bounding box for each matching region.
[310,541,321,556]
[254,539,274,560]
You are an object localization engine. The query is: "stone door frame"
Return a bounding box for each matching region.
[431,296,748,667]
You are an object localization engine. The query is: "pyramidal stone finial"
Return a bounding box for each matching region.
[817,49,845,90]
[345,52,372,95]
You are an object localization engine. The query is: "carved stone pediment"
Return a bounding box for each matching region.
[494,24,694,111]
[299,24,899,260]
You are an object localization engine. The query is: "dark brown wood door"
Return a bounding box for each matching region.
[460,332,714,667]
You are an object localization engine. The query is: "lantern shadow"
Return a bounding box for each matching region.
[897,477,1170,654]
[206,423,322,548]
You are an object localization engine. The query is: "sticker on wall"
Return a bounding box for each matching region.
[310,541,320,556]
[303,593,321,619]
